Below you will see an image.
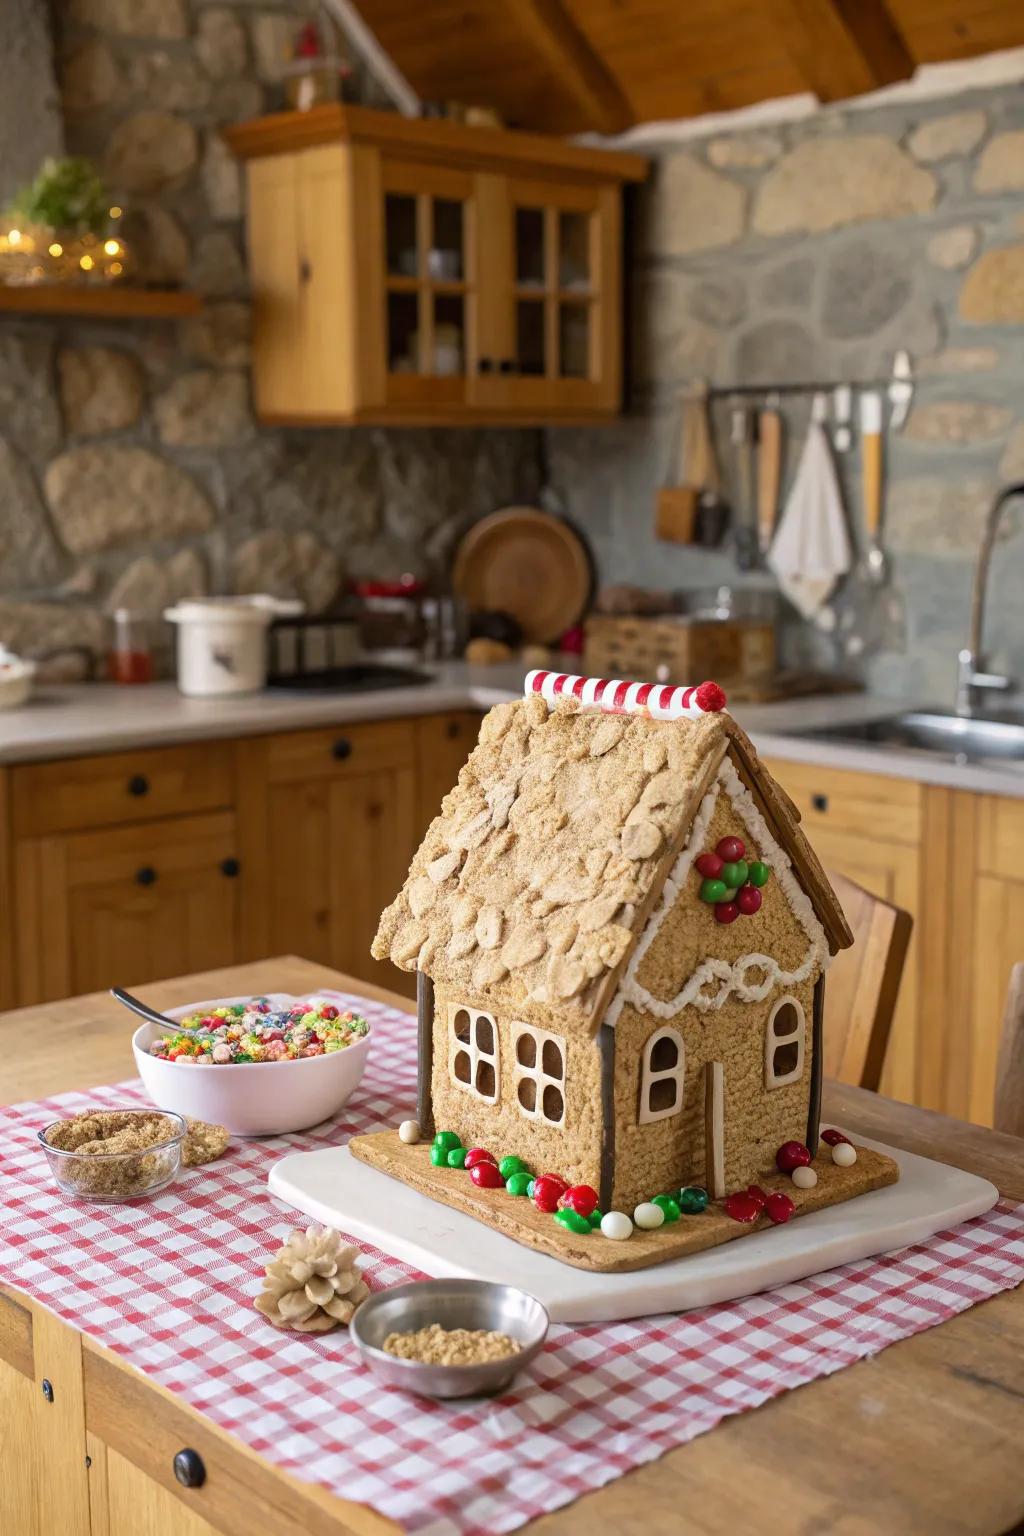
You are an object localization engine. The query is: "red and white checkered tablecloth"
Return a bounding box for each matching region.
[2,989,1023,1536]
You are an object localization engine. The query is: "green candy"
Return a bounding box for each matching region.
[432,1131,461,1154]
[721,860,749,888]
[652,1194,681,1223]
[699,877,727,904]
[588,1208,603,1229]
[720,886,738,902]
[526,1178,536,1199]
[430,1144,449,1167]
[233,1053,253,1063]
[554,1208,592,1235]
[499,1155,528,1179]
[447,1147,467,1169]
[678,1185,709,1214]
[505,1171,532,1197]
[747,860,770,888]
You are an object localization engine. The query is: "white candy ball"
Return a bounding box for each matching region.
[831,1141,857,1167]
[633,1201,665,1231]
[398,1119,421,1145]
[600,1210,634,1242]
[791,1165,818,1189]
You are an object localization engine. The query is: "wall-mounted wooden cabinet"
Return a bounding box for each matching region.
[225,105,646,427]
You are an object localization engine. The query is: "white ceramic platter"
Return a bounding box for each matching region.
[268,1132,999,1323]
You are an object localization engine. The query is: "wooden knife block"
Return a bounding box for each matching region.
[655,485,699,544]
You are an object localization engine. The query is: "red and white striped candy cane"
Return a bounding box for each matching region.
[523,671,727,720]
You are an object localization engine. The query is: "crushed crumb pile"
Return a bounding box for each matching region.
[43,1109,184,1197]
[382,1322,522,1366]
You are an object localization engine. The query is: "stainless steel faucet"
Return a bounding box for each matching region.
[955,481,1024,716]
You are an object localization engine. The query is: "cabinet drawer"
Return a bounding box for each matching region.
[264,718,414,785]
[975,793,1024,881]
[762,758,922,847]
[11,743,232,838]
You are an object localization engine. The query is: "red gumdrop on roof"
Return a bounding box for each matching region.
[695,680,727,713]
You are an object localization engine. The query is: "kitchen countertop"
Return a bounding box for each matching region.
[1,662,1022,797]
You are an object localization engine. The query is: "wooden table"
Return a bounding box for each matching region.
[2,957,1022,1536]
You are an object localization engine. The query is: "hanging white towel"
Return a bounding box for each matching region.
[768,400,851,620]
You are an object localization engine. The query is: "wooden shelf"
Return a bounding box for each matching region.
[0,286,201,319]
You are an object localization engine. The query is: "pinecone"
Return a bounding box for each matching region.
[254,1225,370,1333]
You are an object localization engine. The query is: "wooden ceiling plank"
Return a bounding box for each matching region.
[512,0,635,133]
[766,0,914,100]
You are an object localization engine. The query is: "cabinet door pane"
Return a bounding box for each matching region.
[559,303,589,378]
[558,210,590,289]
[433,292,464,376]
[515,206,545,286]
[385,194,418,277]
[515,299,546,375]
[429,198,463,280]
[387,290,420,372]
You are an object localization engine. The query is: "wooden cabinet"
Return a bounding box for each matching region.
[238,720,420,998]
[412,710,482,834]
[225,104,645,426]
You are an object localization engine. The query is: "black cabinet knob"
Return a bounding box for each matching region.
[135,866,158,886]
[127,775,149,797]
[478,357,494,373]
[298,258,312,284]
[331,737,352,761]
[220,857,240,878]
[498,358,514,374]
[173,1448,206,1489]
[811,793,829,813]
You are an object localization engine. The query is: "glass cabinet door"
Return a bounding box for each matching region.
[381,164,475,408]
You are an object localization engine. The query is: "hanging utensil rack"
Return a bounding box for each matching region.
[706,352,913,404]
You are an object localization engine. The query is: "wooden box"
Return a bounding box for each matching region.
[584,613,775,684]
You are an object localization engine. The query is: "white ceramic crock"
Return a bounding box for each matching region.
[164,596,302,697]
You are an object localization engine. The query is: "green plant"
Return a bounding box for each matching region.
[8,157,111,235]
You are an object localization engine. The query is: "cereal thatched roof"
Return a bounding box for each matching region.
[372,693,851,1033]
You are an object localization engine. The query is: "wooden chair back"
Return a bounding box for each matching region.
[821,870,913,1091]
[994,963,1024,1138]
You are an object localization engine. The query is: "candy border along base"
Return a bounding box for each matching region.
[268,1134,997,1321]
[341,1131,898,1273]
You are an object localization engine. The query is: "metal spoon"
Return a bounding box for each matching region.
[110,986,202,1037]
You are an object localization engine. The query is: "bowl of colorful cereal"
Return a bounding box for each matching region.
[132,992,372,1135]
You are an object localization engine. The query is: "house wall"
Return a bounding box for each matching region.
[430,985,604,1191]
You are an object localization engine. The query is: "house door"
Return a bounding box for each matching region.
[705,1061,726,1197]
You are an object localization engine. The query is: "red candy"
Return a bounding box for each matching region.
[464,1148,497,1169]
[695,852,724,879]
[558,1184,599,1218]
[716,836,745,863]
[775,1140,812,1173]
[766,1192,795,1225]
[714,901,739,924]
[820,1128,850,1147]
[737,885,762,915]
[321,1005,339,1020]
[695,680,727,713]
[724,1191,762,1223]
[469,1161,504,1189]
[746,1184,769,1210]
[531,1174,568,1213]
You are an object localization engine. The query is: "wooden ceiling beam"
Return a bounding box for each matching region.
[512,0,635,134]
[766,0,914,101]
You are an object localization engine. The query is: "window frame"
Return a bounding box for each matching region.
[511,1021,566,1127]
[765,995,806,1088]
[447,1003,500,1105]
[639,1026,685,1124]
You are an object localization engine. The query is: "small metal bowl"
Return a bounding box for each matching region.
[351,1279,549,1399]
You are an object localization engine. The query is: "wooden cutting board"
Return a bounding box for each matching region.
[452,507,592,644]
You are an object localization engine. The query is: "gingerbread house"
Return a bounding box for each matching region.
[372,673,854,1217]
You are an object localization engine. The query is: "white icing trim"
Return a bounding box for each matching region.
[605,755,829,1024]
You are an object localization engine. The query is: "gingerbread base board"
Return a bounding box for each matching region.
[346,1130,899,1274]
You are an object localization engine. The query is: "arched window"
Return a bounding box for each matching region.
[639,1027,685,1124]
[512,1022,566,1127]
[765,997,805,1088]
[448,1004,500,1104]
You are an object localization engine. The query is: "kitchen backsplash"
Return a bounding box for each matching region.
[546,81,1024,703]
[0,0,540,673]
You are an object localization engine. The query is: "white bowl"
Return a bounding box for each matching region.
[131,992,372,1136]
[0,658,34,709]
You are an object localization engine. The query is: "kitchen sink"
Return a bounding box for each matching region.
[791,709,1024,767]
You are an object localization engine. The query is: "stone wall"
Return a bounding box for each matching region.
[546,85,1024,702]
[0,0,539,673]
